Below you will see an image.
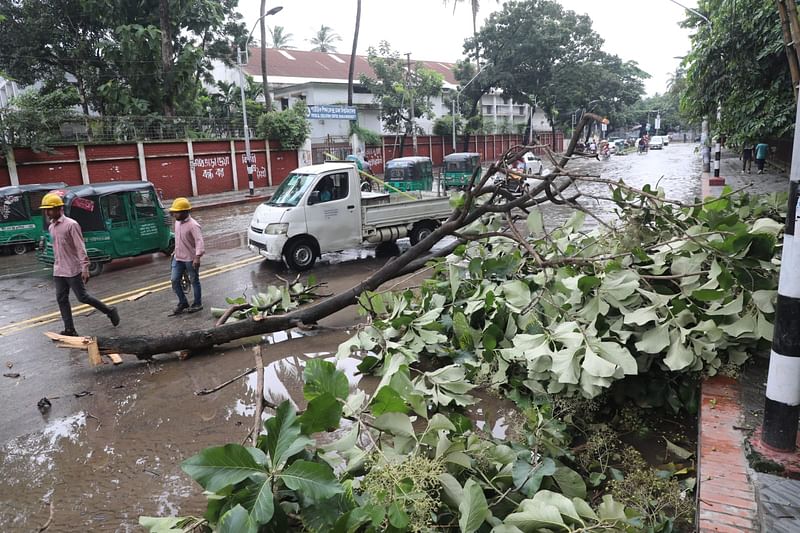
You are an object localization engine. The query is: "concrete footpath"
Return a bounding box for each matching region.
[697,148,800,532]
[165,186,276,212]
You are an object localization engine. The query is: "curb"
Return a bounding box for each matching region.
[697,376,759,532]
[167,194,271,212]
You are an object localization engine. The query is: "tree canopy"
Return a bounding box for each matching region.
[0,0,246,116]
[309,24,342,53]
[681,0,794,142]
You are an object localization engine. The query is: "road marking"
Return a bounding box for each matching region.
[0,255,263,336]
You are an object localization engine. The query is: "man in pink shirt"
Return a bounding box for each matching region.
[39,192,119,336]
[168,197,205,315]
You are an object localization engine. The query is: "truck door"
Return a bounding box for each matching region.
[305,171,361,253]
[130,188,163,254]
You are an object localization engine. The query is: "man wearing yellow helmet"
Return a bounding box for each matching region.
[39,192,120,336]
[168,197,205,315]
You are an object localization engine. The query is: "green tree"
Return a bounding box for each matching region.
[442,0,499,64]
[269,25,294,48]
[681,0,794,142]
[360,42,444,154]
[0,0,245,117]
[309,24,341,53]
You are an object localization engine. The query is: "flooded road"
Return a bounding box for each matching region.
[0,141,755,531]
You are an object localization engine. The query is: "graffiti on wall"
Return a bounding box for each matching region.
[193,156,230,180]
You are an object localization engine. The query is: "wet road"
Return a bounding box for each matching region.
[0,141,772,531]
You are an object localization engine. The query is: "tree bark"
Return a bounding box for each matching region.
[158,0,175,117]
[260,0,271,110]
[776,0,800,99]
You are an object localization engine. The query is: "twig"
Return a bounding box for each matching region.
[250,346,265,444]
[37,499,54,532]
[215,303,253,327]
[86,412,101,431]
[195,367,256,395]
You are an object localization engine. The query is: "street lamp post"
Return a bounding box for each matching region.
[452,66,485,152]
[238,6,282,196]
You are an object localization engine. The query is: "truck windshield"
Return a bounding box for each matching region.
[267,173,316,207]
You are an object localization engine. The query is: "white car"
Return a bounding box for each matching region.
[661,134,670,145]
[649,136,664,150]
[517,152,543,175]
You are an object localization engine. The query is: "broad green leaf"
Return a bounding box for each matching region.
[264,401,314,470]
[373,412,415,438]
[250,479,275,524]
[439,472,464,508]
[279,459,342,500]
[622,306,658,326]
[304,359,349,401]
[503,496,567,530]
[387,501,410,529]
[459,478,490,533]
[635,324,671,354]
[218,505,258,533]
[181,444,267,492]
[530,490,584,525]
[512,456,556,496]
[552,465,587,498]
[663,331,695,371]
[665,438,694,460]
[691,289,726,302]
[719,315,757,338]
[752,290,776,313]
[706,294,744,316]
[426,413,457,433]
[298,392,343,434]
[751,217,784,236]
[596,494,627,521]
[527,209,544,234]
[370,386,408,416]
[581,346,618,378]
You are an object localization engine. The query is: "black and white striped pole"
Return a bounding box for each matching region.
[713,138,721,178]
[763,95,800,451]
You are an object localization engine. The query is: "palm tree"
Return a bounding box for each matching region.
[443,0,499,64]
[347,0,362,106]
[309,25,342,53]
[270,25,294,49]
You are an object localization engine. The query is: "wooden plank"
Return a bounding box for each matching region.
[107,353,123,365]
[45,331,92,347]
[87,339,102,366]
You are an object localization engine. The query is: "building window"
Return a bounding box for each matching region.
[280,98,289,110]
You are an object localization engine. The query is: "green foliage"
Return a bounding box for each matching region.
[257,102,312,150]
[360,42,444,136]
[433,115,462,137]
[350,122,383,146]
[214,277,320,321]
[0,87,83,152]
[681,0,794,141]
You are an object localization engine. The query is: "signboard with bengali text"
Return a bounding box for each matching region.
[306,105,357,120]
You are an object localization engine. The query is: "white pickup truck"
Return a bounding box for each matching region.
[247,162,453,270]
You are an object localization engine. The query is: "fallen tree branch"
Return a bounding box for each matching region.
[195,367,256,395]
[245,346,265,445]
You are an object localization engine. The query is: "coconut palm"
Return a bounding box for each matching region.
[443,0,499,63]
[309,25,342,53]
[348,0,362,106]
[270,25,294,49]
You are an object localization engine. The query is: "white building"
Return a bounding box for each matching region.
[214,47,550,148]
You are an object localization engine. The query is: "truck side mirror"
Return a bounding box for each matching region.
[308,191,320,205]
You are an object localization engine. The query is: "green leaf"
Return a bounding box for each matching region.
[552,465,587,498]
[502,280,532,311]
[181,444,267,492]
[298,392,343,434]
[264,401,314,469]
[387,501,410,529]
[370,386,408,416]
[527,209,544,234]
[304,359,350,401]
[512,456,556,496]
[691,289,726,301]
[279,459,343,500]
[459,478,490,533]
[426,413,457,433]
[577,275,601,294]
[597,494,627,521]
[373,412,415,438]
[665,438,694,460]
[218,505,258,533]
[250,479,275,524]
[138,517,205,532]
[635,324,671,354]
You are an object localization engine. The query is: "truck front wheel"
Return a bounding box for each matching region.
[409,222,436,246]
[284,239,318,271]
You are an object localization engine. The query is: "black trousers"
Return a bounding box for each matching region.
[55,275,112,331]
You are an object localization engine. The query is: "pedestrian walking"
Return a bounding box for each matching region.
[755,141,769,174]
[39,192,119,336]
[168,197,204,315]
[742,141,754,173]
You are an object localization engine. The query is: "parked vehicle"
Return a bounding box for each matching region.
[661,134,670,145]
[247,162,452,270]
[519,152,543,175]
[38,181,174,276]
[0,182,66,254]
[649,136,664,150]
[384,156,434,192]
[442,152,481,188]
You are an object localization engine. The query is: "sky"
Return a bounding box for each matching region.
[237,0,697,96]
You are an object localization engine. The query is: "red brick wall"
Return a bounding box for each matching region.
[192,141,235,195]
[85,144,140,183]
[143,142,192,199]
[14,147,83,186]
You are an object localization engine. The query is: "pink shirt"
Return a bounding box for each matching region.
[49,216,89,277]
[174,216,205,261]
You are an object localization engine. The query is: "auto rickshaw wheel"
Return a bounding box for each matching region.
[12,243,28,255]
[162,238,175,256]
[88,261,104,277]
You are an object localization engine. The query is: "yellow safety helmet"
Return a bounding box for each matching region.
[39,192,65,209]
[169,197,192,212]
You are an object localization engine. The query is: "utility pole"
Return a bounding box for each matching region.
[406,53,418,156]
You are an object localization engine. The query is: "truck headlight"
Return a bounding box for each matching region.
[265,223,289,235]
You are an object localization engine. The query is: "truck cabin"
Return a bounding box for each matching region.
[384,157,433,192]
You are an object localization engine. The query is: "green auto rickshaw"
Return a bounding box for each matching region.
[384,156,433,192]
[0,182,67,255]
[442,152,481,188]
[38,181,174,276]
